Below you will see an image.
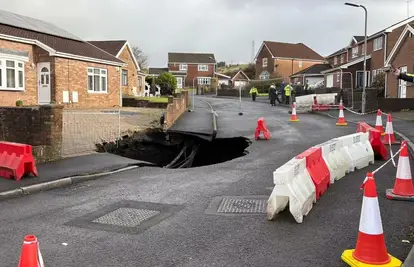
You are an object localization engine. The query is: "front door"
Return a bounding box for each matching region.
[399,66,407,98]
[37,62,51,104]
[326,74,333,87]
[176,77,183,89]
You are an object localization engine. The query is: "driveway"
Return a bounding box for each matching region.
[0,96,412,267]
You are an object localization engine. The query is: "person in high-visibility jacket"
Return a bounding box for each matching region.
[249,86,258,101]
[392,66,414,82]
[284,83,293,104]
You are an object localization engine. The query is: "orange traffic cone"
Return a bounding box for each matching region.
[383,114,398,145]
[18,235,45,267]
[289,102,300,122]
[342,173,401,267]
[375,109,385,136]
[386,141,414,201]
[336,100,347,126]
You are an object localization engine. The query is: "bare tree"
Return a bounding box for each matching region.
[131,45,148,70]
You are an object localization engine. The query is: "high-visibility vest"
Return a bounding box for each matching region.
[284,85,292,96]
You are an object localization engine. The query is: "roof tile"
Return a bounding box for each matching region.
[168,53,215,64]
[263,41,325,61]
[88,40,127,56]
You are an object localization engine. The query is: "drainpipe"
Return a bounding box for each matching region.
[340,69,343,89]
[119,67,123,107]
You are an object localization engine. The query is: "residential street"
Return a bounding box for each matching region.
[1,96,413,267]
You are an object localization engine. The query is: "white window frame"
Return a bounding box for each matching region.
[198,64,208,71]
[122,69,128,86]
[356,71,370,88]
[372,69,384,83]
[352,46,359,58]
[336,72,340,82]
[373,36,383,51]
[87,67,108,93]
[0,58,25,91]
[176,77,183,89]
[340,54,344,64]
[334,57,338,65]
[179,64,187,71]
[262,58,268,67]
[298,60,303,68]
[197,77,211,85]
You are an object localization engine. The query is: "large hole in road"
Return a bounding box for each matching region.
[96,129,251,168]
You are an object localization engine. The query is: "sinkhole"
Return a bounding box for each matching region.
[96,129,251,168]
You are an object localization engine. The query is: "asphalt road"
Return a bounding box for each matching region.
[1,96,413,267]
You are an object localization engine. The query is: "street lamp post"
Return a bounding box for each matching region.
[345,2,367,113]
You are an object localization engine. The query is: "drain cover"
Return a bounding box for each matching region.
[205,196,268,216]
[92,208,160,227]
[65,200,183,234]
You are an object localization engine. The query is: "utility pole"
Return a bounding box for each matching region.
[251,40,255,63]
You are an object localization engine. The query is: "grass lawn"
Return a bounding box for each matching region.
[258,93,268,97]
[134,96,169,103]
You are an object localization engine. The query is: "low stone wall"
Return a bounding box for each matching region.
[122,97,169,108]
[0,105,63,163]
[164,90,189,129]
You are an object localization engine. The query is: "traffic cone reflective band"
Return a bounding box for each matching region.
[341,173,402,267]
[336,100,347,126]
[386,141,414,201]
[18,235,45,267]
[383,114,397,145]
[375,109,385,136]
[289,102,300,122]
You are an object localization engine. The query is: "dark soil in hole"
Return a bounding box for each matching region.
[96,128,251,168]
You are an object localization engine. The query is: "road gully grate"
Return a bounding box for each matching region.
[65,200,184,234]
[205,196,268,216]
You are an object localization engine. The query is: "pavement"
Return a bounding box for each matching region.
[0,96,413,267]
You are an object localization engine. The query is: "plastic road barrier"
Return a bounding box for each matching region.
[336,132,374,173]
[296,147,330,200]
[0,141,38,181]
[267,157,316,223]
[357,122,388,160]
[314,138,347,184]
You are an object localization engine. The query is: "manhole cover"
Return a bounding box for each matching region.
[205,196,268,215]
[65,200,183,234]
[92,208,160,227]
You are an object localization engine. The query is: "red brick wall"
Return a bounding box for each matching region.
[54,57,121,108]
[0,105,63,162]
[164,90,189,128]
[275,59,324,82]
[118,44,138,96]
[388,34,414,98]
[0,40,38,106]
[255,45,275,79]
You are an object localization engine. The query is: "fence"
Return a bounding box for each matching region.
[378,98,414,111]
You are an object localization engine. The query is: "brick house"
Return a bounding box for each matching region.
[168,52,216,88]
[322,17,414,98]
[254,41,326,82]
[88,40,145,97]
[290,63,331,87]
[231,70,250,89]
[0,9,126,108]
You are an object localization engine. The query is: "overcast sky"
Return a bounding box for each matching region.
[0,0,410,67]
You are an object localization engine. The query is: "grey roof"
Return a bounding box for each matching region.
[168,53,215,63]
[0,9,82,41]
[327,48,347,58]
[148,68,169,75]
[353,36,365,42]
[291,64,331,77]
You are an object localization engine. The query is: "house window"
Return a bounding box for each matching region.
[122,69,128,86]
[340,54,344,64]
[0,59,25,90]
[198,64,208,71]
[87,67,107,93]
[337,72,340,82]
[179,64,187,71]
[361,44,365,55]
[352,46,359,58]
[372,69,384,82]
[298,60,303,68]
[373,36,383,51]
[138,77,142,87]
[334,57,338,65]
[197,77,211,85]
[262,58,268,67]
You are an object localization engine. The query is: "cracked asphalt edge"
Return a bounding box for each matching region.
[0,165,140,202]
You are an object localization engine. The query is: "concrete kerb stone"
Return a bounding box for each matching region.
[0,165,140,202]
[404,245,414,267]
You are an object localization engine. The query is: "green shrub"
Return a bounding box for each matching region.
[16,100,23,106]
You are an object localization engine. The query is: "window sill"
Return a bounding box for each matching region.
[0,88,24,92]
[88,91,108,94]
[373,48,382,52]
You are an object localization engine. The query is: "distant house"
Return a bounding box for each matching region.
[168,52,216,89]
[290,64,331,87]
[231,70,250,89]
[88,40,144,97]
[216,72,231,87]
[148,67,169,77]
[0,9,126,108]
[254,41,326,82]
